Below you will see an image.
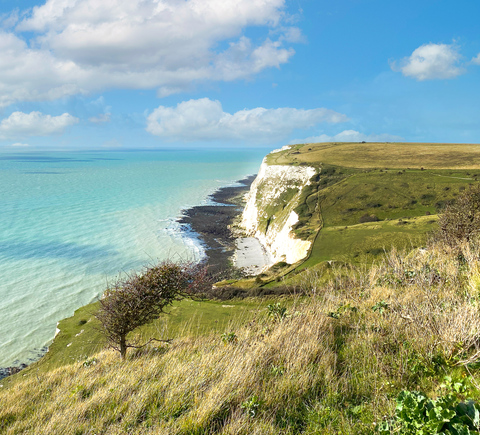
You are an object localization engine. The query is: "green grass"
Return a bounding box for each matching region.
[4,241,480,434]
[301,215,436,268]
[1,297,277,388]
[267,142,480,169]
[280,166,473,273]
[318,169,472,228]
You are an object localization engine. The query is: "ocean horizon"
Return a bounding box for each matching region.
[0,147,269,368]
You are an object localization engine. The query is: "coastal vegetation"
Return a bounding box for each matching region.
[96,261,209,359]
[266,142,480,169]
[3,142,480,433]
[235,142,480,288]
[3,225,480,433]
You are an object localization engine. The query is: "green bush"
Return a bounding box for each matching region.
[379,377,480,434]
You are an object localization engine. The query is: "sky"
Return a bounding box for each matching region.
[0,0,479,150]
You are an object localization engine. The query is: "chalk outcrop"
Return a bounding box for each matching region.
[241,158,317,266]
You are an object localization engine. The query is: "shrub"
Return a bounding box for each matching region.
[95,261,209,359]
[266,303,287,321]
[435,183,480,248]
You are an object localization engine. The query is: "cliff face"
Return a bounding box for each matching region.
[241,158,317,265]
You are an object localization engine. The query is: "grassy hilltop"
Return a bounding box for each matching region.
[267,142,480,169]
[3,142,480,434]
[242,142,480,287]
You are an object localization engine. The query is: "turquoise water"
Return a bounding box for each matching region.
[0,148,268,367]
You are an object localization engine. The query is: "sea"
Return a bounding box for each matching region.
[0,147,269,368]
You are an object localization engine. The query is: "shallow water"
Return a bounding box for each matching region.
[0,148,267,367]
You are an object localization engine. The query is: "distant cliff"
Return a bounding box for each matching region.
[241,153,317,265]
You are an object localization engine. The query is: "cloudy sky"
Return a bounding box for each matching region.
[0,0,479,149]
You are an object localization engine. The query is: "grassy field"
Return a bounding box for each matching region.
[3,241,480,434]
[300,216,436,268]
[1,297,278,388]
[285,166,474,269]
[267,142,480,169]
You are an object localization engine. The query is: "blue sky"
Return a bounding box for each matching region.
[0,0,479,150]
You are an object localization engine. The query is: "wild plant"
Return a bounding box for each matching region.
[379,377,480,434]
[266,302,287,321]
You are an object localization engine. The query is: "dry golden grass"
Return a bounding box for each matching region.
[2,241,480,434]
[269,142,480,169]
[0,301,337,434]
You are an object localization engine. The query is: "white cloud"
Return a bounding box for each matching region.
[89,113,111,124]
[393,43,464,80]
[0,0,299,106]
[471,53,480,65]
[146,98,347,143]
[0,111,78,139]
[10,142,30,147]
[290,130,403,144]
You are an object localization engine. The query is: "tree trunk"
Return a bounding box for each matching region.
[120,336,127,360]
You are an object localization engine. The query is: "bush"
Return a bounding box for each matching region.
[435,184,480,248]
[95,261,209,359]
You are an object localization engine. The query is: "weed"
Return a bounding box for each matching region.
[221,332,237,344]
[270,364,285,376]
[372,300,389,314]
[82,358,98,367]
[266,303,287,321]
[378,377,480,434]
[241,395,263,417]
[328,303,358,319]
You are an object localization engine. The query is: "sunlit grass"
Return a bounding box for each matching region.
[268,142,480,169]
[3,241,480,433]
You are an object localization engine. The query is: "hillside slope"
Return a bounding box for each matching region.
[3,142,480,434]
[234,142,480,287]
[3,239,480,434]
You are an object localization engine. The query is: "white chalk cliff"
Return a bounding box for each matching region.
[241,158,317,265]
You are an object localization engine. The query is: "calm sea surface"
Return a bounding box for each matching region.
[0,148,268,367]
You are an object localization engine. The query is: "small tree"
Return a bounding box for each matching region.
[96,261,209,359]
[435,184,480,249]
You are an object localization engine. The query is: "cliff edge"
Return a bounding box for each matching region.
[241,154,317,266]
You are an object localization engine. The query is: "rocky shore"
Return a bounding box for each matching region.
[177,175,256,275]
[0,346,47,382]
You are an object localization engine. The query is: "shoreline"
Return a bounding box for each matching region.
[0,346,47,381]
[177,175,256,275]
[0,174,259,381]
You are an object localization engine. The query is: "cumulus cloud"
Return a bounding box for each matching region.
[0,111,78,139]
[146,98,347,143]
[392,43,464,80]
[471,53,480,65]
[0,0,299,106]
[290,130,403,144]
